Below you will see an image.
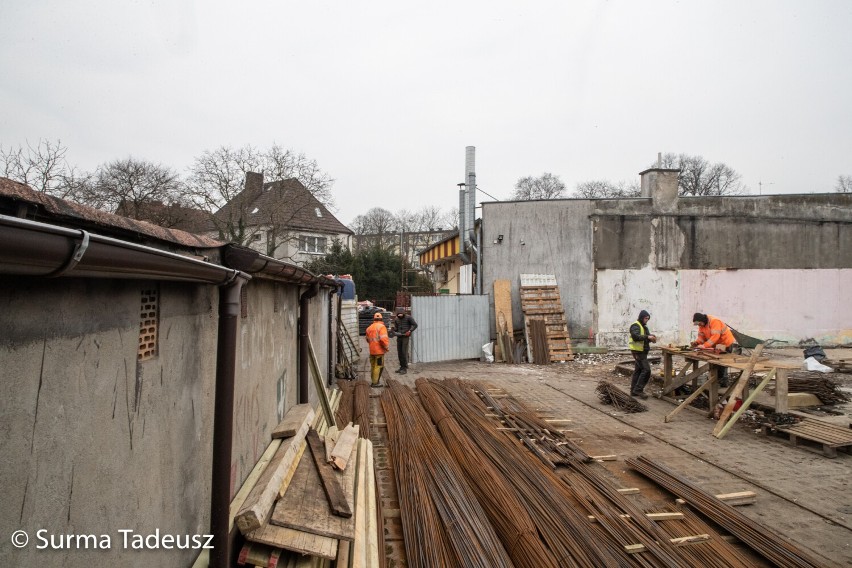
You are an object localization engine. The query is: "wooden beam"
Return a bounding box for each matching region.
[713,344,764,437]
[665,376,715,423]
[307,335,335,426]
[306,429,352,518]
[663,363,710,394]
[715,369,776,439]
[676,491,757,506]
[588,512,684,523]
[272,403,314,439]
[235,406,315,534]
[331,423,360,470]
[625,534,710,553]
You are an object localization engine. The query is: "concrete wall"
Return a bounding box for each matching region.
[481,200,597,339]
[0,278,218,567]
[0,275,335,567]
[596,268,852,347]
[483,190,852,346]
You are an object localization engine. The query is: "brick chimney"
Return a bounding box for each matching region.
[244,171,264,201]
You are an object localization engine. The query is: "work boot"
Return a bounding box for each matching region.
[398,368,407,375]
[370,383,382,388]
[633,391,648,399]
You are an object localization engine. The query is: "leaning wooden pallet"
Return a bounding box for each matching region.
[519,275,573,363]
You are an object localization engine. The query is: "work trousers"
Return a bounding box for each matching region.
[369,355,384,385]
[397,336,410,369]
[630,350,651,394]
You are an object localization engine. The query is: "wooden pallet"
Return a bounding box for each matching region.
[763,417,852,457]
[520,284,573,362]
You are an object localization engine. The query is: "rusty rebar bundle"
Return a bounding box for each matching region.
[785,373,850,405]
[416,378,561,568]
[352,380,371,439]
[335,379,354,428]
[627,455,825,568]
[597,381,648,413]
[381,379,515,568]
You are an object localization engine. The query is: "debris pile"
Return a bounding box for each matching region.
[785,373,851,405]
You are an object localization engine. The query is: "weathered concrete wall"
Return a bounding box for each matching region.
[481,200,597,339]
[0,276,332,567]
[0,278,218,567]
[484,191,852,346]
[596,269,852,347]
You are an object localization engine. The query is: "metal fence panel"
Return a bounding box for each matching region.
[411,295,491,363]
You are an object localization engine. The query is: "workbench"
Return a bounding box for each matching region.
[660,346,800,415]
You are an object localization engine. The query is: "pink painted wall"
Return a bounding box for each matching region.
[677,269,852,345]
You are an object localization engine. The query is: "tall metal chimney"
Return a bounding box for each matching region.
[465,146,476,244]
[458,184,467,255]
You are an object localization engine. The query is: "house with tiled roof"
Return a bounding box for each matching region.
[211,172,353,266]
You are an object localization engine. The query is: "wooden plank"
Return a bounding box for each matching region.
[364,439,379,567]
[229,439,283,531]
[270,435,357,541]
[352,439,367,568]
[272,403,314,439]
[493,279,514,337]
[306,429,352,518]
[716,369,776,439]
[324,425,340,464]
[663,364,710,395]
[331,423,360,470]
[676,491,757,506]
[246,522,338,559]
[713,344,764,437]
[235,407,315,534]
[588,512,684,522]
[307,336,335,426]
[625,534,711,553]
[665,376,715,423]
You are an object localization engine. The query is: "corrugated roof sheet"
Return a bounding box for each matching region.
[0,177,224,249]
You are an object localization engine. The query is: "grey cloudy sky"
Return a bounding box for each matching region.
[2,1,851,225]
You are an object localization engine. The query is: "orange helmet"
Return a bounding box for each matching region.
[373,312,383,320]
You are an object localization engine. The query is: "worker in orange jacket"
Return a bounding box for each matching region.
[691,312,739,386]
[365,312,390,387]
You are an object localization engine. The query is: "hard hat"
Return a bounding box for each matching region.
[373,312,383,320]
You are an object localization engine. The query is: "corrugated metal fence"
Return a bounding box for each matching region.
[411,295,491,363]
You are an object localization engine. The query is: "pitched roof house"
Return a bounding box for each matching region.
[211,172,353,266]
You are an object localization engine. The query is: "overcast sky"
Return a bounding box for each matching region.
[2,1,851,225]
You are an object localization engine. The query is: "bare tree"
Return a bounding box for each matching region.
[79,158,185,218]
[510,172,566,200]
[187,144,335,212]
[574,179,640,198]
[0,139,86,199]
[656,153,745,196]
[835,175,852,193]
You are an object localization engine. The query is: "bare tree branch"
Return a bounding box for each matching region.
[510,172,566,200]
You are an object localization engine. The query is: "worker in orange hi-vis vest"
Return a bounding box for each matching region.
[690,312,739,386]
[365,312,390,387]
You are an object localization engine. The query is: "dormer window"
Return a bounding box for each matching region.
[315,207,323,218]
[252,207,259,214]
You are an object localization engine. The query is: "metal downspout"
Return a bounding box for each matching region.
[209,275,248,568]
[299,282,320,404]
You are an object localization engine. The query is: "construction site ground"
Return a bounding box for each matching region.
[360,342,852,567]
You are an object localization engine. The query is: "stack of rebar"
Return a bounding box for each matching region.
[335,379,354,429]
[627,455,825,568]
[352,380,372,439]
[785,373,850,405]
[596,381,648,413]
[381,379,515,568]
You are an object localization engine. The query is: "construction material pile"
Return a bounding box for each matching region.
[785,372,850,405]
[380,378,766,567]
[596,381,648,413]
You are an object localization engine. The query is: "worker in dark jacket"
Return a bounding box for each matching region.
[390,310,418,374]
[628,309,657,398]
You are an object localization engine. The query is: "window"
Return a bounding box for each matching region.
[299,235,327,254]
[315,207,323,218]
[251,233,262,242]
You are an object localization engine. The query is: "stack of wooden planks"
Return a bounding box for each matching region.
[192,386,381,568]
[519,275,573,363]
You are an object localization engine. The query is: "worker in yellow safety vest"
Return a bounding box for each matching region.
[365,312,390,387]
[628,310,657,399]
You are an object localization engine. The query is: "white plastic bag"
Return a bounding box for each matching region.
[804,356,832,372]
[482,342,494,363]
